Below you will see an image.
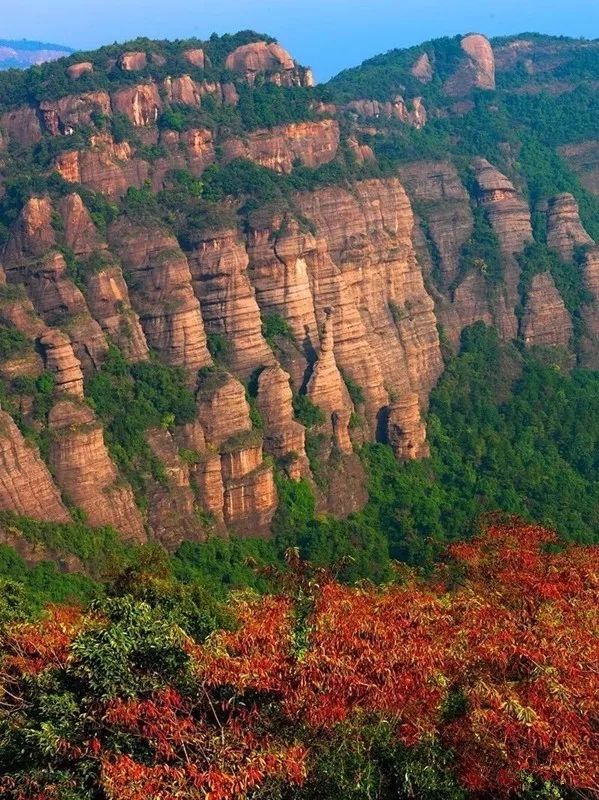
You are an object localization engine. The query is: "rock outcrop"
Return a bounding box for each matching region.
[0,406,70,522]
[109,220,211,372]
[48,400,146,541]
[411,52,433,82]
[445,34,496,96]
[221,120,340,174]
[546,193,594,261]
[521,272,572,348]
[189,230,275,378]
[386,393,429,460]
[38,329,84,398]
[225,41,314,87]
[306,311,354,454]
[111,83,162,126]
[256,364,310,478]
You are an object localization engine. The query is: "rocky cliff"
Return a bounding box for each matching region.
[1,29,599,551]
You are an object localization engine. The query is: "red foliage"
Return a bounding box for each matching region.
[1,521,597,798]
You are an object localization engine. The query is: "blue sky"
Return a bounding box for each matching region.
[5,0,599,80]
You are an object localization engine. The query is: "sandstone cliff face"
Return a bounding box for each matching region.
[188,230,275,379]
[343,97,427,129]
[306,311,354,454]
[112,83,162,126]
[145,427,203,549]
[295,179,443,417]
[109,220,211,372]
[48,399,146,542]
[221,120,340,174]
[39,91,111,136]
[56,133,149,199]
[386,393,429,460]
[411,52,433,83]
[580,246,599,367]
[256,364,310,479]
[225,41,314,87]
[472,158,533,340]
[546,193,594,261]
[445,34,496,96]
[39,329,85,398]
[0,406,70,522]
[521,272,573,348]
[399,160,474,287]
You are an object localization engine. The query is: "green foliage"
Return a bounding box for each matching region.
[262,313,295,345]
[292,393,325,428]
[206,332,231,364]
[0,325,31,359]
[340,369,365,407]
[87,346,195,496]
[457,206,503,287]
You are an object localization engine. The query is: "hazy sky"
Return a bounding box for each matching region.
[4,0,599,80]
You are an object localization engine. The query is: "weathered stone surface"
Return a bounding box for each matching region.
[221,120,340,174]
[183,48,206,68]
[386,393,429,460]
[546,193,594,261]
[196,372,252,448]
[344,97,427,128]
[55,133,150,198]
[225,41,313,87]
[85,266,150,361]
[163,75,202,106]
[111,83,161,126]
[411,52,433,82]
[38,329,84,398]
[118,51,147,71]
[445,34,496,96]
[256,364,310,478]
[399,160,473,286]
[39,91,111,135]
[48,400,146,541]
[67,62,93,79]
[190,454,225,523]
[0,107,42,147]
[189,230,274,378]
[0,406,70,522]
[58,193,105,256]
[109,220,211,372]
[144,427,204,548]
[579,246,599,367]
[223,461,277,537]
[521,272,572,348]
[306,310,353,454]
[559,140,599,196]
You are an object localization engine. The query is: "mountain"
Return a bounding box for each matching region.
[0,38,73,69]
[1,30,599,581]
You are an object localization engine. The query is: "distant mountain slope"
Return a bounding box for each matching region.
[0,38,73,69]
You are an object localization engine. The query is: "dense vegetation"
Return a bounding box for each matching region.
[1,520,596,799]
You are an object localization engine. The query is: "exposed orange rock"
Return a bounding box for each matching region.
[39,91,111,135]
[48,399,146,541]
[58,193,105,256]
[347,137,376,165]
[399,160,474,286]
[225,41,312,87]
[223,460,277,537]
[85,266,150,361]
[0,406,70,522]
[109,220,211,371]
[295,179,442,418]
[306,310,353,454]
[188,230,275,378]
[2,196,56,263]
[345,96,427,128]
[183,48,206,68]
[111,83,161,126]
[118,51,148,71]
[256,364,310,478]
[67,62,93,79]
[546,193,594,261]
[579,246,599,367]
[196,372,252,448]
[190,455,225,523]
[0,107,42,147]
[445,34,496,96]
[386,393,429,460]
[521,272,572,348]
[163,75,202,106]
[38,329,84,398]
[56,132,149,198]
[411,52,433,82]
[222,120,340,174]
[145,427,204,548]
